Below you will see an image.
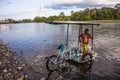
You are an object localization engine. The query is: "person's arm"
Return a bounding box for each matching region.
[89,34,93,39]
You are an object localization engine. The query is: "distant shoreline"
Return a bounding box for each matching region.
[0,20,120,24]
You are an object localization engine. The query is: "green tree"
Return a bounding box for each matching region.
[6,18,15,23]
[21,19,33,23]
[34,16,46,22]
[115,3,120,9]
[115,4,120,19]
[34,17,40,22]
[59,12,65,18]
[71,11,74,20]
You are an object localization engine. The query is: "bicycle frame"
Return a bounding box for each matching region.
[48,51,65,65]
[48,44,85,65]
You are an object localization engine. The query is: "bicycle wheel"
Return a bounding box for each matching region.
[46,55,58,72]
[81,53,93,72]
[46,71,65,80]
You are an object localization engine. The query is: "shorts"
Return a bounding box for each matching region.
[82,43,88,53]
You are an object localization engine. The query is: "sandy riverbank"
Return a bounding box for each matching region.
[0,41,28,80]
[0,41,47,80]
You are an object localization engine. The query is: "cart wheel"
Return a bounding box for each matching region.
[46,55,58,72]
[81,53,93,61]
[46,71,65,80]
[81,53,93,72]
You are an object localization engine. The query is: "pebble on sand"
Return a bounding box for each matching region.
[17,75,25,80]
[17,66,24,71]
[0,42,27,79]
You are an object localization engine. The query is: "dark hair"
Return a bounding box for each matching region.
[85,29,89,32]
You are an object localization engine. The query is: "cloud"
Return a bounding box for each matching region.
[0,0,13,6]
[0,0,5,2]
[44,0,120,9]
[7,2,12,5]
[0,11,33,17]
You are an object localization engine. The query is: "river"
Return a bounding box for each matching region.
[0,22,120,80]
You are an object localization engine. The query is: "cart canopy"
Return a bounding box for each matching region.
[46,21,100,25]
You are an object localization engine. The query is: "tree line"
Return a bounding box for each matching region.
[2,4,120,23]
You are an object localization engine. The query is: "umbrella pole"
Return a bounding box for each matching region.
[66,24,69,47]
[78,26,80,47]
[91,25,94,50]
[78,25,82,50]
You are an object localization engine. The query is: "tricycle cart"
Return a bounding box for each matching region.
[45,21,99,72]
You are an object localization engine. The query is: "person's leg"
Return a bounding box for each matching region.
[81,44,88,61]
[85,44,88,53]
[82,44,86,54]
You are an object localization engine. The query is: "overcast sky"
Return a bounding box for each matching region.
[0,0,119,20]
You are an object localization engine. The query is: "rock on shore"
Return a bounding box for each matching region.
[0,43,27,80]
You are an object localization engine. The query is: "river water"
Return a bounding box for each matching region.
[0,22,120,80]
[0,23,77,55]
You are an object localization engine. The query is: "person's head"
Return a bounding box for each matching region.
[84,29,89,34]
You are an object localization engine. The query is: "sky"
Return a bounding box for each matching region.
[0,0,119,20]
